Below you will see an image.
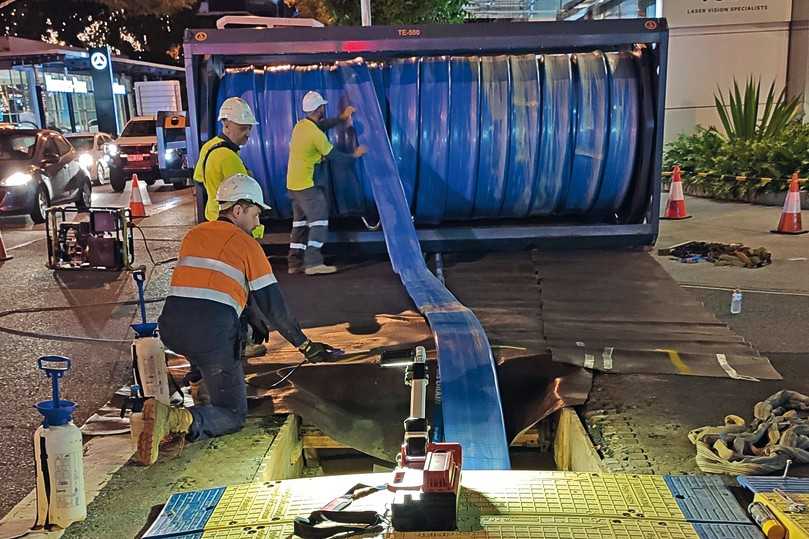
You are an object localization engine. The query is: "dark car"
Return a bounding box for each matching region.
[0,128,92,223]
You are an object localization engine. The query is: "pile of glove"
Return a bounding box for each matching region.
[660,241,772,268]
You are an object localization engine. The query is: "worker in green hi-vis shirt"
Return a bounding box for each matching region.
[194,97,261,226]
[286,91,367,275]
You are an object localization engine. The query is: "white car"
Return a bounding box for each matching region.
[65,132,114,185]
[109,116,158,192]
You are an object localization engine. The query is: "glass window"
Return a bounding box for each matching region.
[71,88,97,133]
[44,91,72,133]
[121,119,156,137]
[66,135,95,151]
[44,137,60,157]
[0,69,35,125]
[54,135,72,155]
[0,133,37,160]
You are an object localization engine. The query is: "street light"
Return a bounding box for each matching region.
[361,0,371,26]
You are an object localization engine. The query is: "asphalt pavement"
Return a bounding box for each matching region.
[0,182,195,516]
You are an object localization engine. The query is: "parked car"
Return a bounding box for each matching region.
[108,115,158,192]
[65,132,114,186]
[0,127,92,223]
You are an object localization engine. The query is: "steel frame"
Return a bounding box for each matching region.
[183,19,668,247]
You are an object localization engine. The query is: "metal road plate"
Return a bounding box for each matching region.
[204,482,289,531]
[664,476,751,524]
[738,475,809,493]
[202,525,292,538]
[691,523,763,539]
[461,471,684,520]
[142,487,225,538]
[480,516,699,539]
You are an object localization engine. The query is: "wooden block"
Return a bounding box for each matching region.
[302,434,349,449]
[554,407,606,473]
[303,447,320,468]
[511,430,541,448]
[257,414,303,481]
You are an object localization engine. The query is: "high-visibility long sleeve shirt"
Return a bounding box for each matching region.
[193,136,249,222]
[158,220,306,353]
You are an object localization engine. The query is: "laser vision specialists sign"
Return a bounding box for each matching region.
[661,0,792,27]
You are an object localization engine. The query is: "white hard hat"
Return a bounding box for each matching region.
[218,97,258,125]
[302,91,328,113]
[217,173,271,211]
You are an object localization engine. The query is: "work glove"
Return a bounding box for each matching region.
[298,340,339,362]
[250,322,269,345]
[243,297,270,344]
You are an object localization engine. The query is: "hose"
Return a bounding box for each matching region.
[0,297,167,344]
[130,223,179,266]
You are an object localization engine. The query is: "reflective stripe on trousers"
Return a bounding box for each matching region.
[288,186,329,268]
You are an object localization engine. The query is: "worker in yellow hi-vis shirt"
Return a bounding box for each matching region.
[287,91,367,275]
[194,97,258,222]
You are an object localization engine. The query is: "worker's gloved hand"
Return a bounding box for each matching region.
[250,322,269,345]
[340,105,356,121]
[299,340,339,362]
[353,145,367,158]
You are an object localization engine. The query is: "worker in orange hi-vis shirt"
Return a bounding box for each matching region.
[134,173,338,466]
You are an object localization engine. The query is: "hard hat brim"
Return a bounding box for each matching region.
[302,99,328,113]
[219,115,259,126]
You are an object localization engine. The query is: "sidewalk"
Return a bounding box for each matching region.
[0,187,195,517]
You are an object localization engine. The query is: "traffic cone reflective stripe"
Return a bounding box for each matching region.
[661,165,691,220]
[771,173,807,235]
[138,178,152,207]
[0,228,12,261]
[129,173,146,218]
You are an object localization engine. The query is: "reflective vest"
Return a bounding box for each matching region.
[168,220,276,315]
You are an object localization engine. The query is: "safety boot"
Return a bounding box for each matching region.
[304,264,337,275]
[243,343,267,358]
[287,256,305,274]
[135,399,193,466]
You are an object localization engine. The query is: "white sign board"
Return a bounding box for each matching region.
[45,76,74,93]
[72,78,88,94]
[45,76,89,94]
[661,0,792,27]
[113,83,126,95]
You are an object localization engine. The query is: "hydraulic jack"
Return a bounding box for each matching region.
[388,346,462,531]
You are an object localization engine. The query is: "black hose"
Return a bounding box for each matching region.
[0,298,167,344]
[130,223,178,266]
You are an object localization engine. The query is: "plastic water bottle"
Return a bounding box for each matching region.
[730,289,743,315]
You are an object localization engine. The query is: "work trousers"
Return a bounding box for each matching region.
[288,186,329,269]
[159,321,247,441]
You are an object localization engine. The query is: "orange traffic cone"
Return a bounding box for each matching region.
[771,173,807,235]
[0,227,12,261]
[661,165,691,220]
[129,173,147,218]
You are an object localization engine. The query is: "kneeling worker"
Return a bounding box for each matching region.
[136,173,335,466]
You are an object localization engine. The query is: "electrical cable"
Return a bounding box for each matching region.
[130,223,178,266]
[263,359,308,389]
